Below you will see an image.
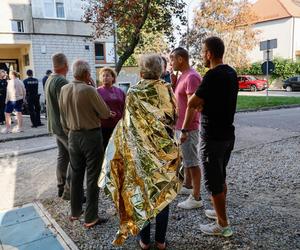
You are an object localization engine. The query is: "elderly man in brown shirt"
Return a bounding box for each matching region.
[59,59,111,228]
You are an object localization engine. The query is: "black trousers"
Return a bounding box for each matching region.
[139,205,169,244]
[68,129,104,223]
[27,95,41,126]
[101,127,114,150]
[56,134,71,195]
[0,96,5,123]
[200,137,235,195]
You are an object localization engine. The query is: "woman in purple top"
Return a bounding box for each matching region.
[97,67,126,149]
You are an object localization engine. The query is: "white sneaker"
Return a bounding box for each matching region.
[200,221,233,237]
[205,209,217,220]
[204,209,231,224]
[12,126,23,133]
[179,186,193,195]
[177,194,203,209]
[1,127,11,134]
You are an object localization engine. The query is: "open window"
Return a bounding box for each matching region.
[11,20,24,33]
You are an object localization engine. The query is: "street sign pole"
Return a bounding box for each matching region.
[266,49,269,98]
[260,39,277,99]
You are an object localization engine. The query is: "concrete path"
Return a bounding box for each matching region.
[0,202,78,250]
[0,116,48,143]
[234,107,300,151]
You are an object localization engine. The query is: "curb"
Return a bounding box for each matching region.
[0,144,57,158]
[0,133,50,143]
[237,104,300,113]
[34,202,79,250]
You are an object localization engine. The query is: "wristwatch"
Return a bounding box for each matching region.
[181,129,189,134]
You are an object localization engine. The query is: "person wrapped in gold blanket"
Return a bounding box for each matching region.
[98,54,182,247]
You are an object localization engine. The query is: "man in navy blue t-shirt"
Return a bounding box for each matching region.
[180,36,238,237]
[24,69,43,127]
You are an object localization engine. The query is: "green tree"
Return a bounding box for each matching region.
[124,30,169,67]
[82,0,186,74]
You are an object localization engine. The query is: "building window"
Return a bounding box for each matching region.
[95,43,105,61]
[56,2,65,18]
[43,0,65,19]
[24,54,30,66]
[43,0,55,18]
[11,20,24,32]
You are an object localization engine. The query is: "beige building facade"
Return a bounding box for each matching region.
[249,0,300,62]
[0,0,116,84]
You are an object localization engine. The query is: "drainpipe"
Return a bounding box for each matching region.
[28,0,35,33]
[291,17,295,61]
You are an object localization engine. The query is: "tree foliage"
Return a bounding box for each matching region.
[124,30,169,67]
[82,0,186,74]
[186,0,259,68]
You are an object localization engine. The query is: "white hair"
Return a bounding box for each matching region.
[139,54,163,80]
[72,59,91,80]
[52,53,68,70]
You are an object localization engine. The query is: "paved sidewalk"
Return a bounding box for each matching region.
[0,116,49,143]
[0,202,78,250]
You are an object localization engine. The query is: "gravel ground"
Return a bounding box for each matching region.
[42,137,300,250]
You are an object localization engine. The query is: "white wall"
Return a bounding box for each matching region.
[0,0,32,33]
[249,18,293,62]
[105,42,116,64]
[31,0,84,21]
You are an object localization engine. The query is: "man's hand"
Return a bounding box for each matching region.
[180,131,189,144]
[195,104,203,112]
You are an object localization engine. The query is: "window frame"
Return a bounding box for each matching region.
[11,20,24,33]
[95,43,106,63]
[43,0,66,19]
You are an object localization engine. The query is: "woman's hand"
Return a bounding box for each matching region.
[110,111,117,118]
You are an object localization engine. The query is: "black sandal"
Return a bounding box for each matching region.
[136,237,151,250]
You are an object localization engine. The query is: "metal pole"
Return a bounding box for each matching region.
[266,50,269,98]
[186,0,198,53]
[186,6,189,52]
[113,22,117,69]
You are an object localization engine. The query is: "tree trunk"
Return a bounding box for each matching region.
[115,0,151,75]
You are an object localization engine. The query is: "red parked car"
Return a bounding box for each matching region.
[237,75,267,92]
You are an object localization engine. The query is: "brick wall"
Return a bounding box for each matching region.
[31,34,96,100]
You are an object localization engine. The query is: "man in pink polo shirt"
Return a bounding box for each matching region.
[170,47,203,209]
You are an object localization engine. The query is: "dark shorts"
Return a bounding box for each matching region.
[200,137,235,195]
[5,100,23,113]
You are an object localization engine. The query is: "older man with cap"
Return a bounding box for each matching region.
[59,59,111,228]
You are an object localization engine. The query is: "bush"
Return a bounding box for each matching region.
[238,58,300,80]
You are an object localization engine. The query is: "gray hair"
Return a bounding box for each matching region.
[72,59,91,80]
[139,54,163,80]
[52,53,68,70]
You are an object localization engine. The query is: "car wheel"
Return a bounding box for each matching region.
[250,85,257,92]
[286,86,293,92]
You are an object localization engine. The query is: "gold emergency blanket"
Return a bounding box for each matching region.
[98,79,182,245]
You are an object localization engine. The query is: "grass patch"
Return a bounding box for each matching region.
[237,96,300,111]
